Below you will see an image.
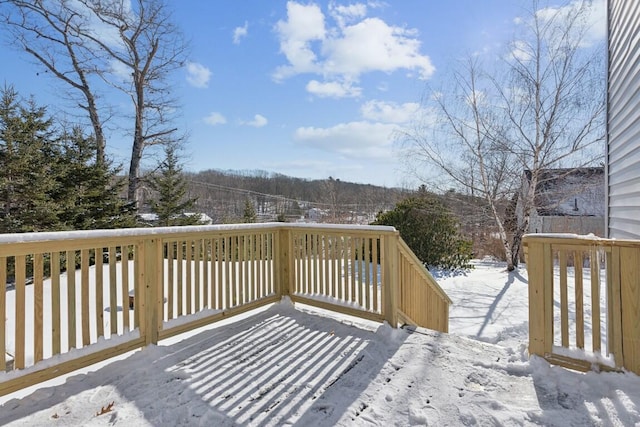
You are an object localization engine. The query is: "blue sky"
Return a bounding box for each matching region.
[1,0,606,187]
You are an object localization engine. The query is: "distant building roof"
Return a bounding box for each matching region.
[138,213,159,222]
[183,212,213,224]
[138,212,213,225]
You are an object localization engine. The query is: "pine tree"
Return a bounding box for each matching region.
[0,86,60,233]
[147,143,200,226]
[53,126,136,230]
[243,198,257,223]
[0,86,136,233]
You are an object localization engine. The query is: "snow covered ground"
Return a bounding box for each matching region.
[1,260,639,426]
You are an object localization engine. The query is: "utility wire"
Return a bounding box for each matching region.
[187,179,395,210]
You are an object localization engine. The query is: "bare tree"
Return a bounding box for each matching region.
[1,0,108,165]
[1,0,188,204]
[76,0,187,203]
[401,0,605,270]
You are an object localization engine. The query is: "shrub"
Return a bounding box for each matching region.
[373,195,473,270]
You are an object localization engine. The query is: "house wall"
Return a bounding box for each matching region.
[607,0,640,238]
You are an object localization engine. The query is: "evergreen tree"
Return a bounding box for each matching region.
[147,143,200,226]
[242,198,257,223]
[53,126,136,230]
[373,191,473,270]
[0,86,59,233]
[0,86,136,233]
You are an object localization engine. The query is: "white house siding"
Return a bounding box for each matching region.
[607,0,640,238]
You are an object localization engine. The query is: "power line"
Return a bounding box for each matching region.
[186,179,394,211]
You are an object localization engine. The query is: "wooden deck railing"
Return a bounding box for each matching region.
[287,226,386,322]
[0,223,450,395]
[397,238,451,333]
[523,234,640,375]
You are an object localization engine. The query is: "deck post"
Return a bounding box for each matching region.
[607,246,624,368]
[277,227,292,298]
[526,238,553,357]
[619,246,640,375]
[141,237,162,345]
[383,232,399,327]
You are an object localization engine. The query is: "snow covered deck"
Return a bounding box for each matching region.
[1,294,639,426]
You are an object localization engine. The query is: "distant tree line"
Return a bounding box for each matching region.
[182,169,408,224]
[180,170,504,259]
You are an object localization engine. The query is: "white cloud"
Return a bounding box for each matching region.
[465,89,488,108]
[294,121,397,159]
[186,62,212,88]
[204,112,227,126]
[376,81,389,92]
[583,0,607,45]
[516,0,606,49]
[243,114,268,127]
[68,0,131,48]
[109,59,132,84]
[542,0,605,47]
[274,1,434,98]
[360,100,421,123]
[511,40,533,62]
[306,80,361,98]
[273,2,326,80]
[322,18,433,78]
[233,21,249,44]
[329,2,367,28]
[292,98,428,159]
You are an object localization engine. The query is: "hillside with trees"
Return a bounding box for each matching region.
[146,169,409,224]
[139,169,505,259]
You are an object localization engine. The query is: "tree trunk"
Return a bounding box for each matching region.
[128,120,144,203]
[510,226,527,269]
[84,89,106,165]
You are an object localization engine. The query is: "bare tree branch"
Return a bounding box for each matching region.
[1,0,108,164]
[1,0,189,204]
[400,0,605,270]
